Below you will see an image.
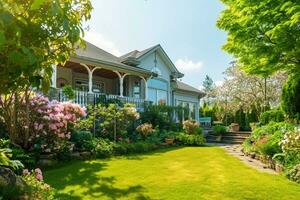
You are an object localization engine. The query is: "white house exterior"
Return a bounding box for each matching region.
[51,41,205,121]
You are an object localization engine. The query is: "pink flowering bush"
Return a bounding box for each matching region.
[22,168,55,199]
[26,95,86,153]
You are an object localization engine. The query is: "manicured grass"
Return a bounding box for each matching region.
[44,147,300,200]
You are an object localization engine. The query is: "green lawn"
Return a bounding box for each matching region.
[44,147,300,200]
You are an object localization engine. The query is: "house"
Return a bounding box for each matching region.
[51,41,205,121]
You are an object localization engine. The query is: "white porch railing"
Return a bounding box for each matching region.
[57,89,147,109]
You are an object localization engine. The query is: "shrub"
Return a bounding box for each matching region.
[259,109,285,125]
[213,125,227,135]
[136,123,155,139]
[94,139,114,158]
[0,148,24,170]
[175,132,205,146]
[22,168,55,200]
[27,95,86,153]
[77,103,139,140]
[62,85,75,100]
[279,128,300,167]
[113,141,158,155]
[286,164,300,183]
[282,74,300,119]
[183,120,201,135]
[140,104,176,131]
[255,133,282,157]
[71,130,97,151]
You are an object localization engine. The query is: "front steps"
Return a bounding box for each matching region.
[206,131,251,144]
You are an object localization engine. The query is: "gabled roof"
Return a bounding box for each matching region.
[173,80,206,97]
[120,44,184,78]
[72,41,152,76]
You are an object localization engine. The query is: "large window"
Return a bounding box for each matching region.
[148,79,168,105]
[176,100,197,121]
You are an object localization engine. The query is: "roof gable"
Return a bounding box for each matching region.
[120,45,184,78]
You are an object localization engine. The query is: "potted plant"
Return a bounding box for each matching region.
[164,131,175,145]
[230,123,240,132]
[213,125,227,142]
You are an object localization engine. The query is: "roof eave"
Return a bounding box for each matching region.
[70,55,152,77]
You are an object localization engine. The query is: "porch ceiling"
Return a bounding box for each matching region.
[62,61,119,79]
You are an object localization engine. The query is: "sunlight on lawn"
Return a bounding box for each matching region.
[44,147,300,200]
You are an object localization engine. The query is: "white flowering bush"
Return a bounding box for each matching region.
[280,128,300,154]
[136,123,155,139]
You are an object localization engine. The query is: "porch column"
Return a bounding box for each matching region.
[140,76,148,100]
[114,71,129,97]
[80,63,93,94]
[51,64,57,88]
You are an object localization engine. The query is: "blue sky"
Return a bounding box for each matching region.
[84,0,232,89]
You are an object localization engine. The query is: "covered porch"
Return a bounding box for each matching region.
[51,57,152,108]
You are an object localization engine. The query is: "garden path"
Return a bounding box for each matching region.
[221,144,277,175]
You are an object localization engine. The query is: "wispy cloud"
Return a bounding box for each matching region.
[175,58,203,72]
[84,31,122,56]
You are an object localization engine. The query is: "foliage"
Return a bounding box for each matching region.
[199,103,218,121]
[202,75,216,105]
[259,109,285,125]
[76,103,139,141]
[282,74,300,120]
[141,104,176,131]
[213,125,227,135]
[71,130,97,151]
[279,128,300,165]
[114,141,158,155]
[22,168,55,200]
[175,132,205,146]
[0,0,92,94]
[62,85,75,100]
[183,120,201,135]
[94,139,114,158]
[217,0,300,76]
[0,148,24,170]
[136,123,155,139]
[286,164,300,184]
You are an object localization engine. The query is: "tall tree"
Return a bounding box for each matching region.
[0,0,92,147]
[217,0,300,76]
[215,64,287,119]
[0,0,92,94]
[202,75,216,105]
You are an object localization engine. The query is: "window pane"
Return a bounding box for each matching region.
[157,90,167,105]
[190,103,196,120]
[148,88,157,104]
[148,79,168,90]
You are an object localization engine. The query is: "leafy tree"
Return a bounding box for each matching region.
[215,63,286,119]
[0,0,92,94]
[217,0,300,76]
[0,0,92,146]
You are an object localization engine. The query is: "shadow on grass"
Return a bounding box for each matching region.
[45,149,174,200]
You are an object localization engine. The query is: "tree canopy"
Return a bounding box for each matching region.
[0,0,92,94]
[215,63,287,117]
[217,0,300,76]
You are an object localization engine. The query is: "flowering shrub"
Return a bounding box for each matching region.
[183,120,201,135]
[136,123,155,139]
[286,164,300,183]
[22,168,55,199]
[280,128,300,154]
[27,95,86,153]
